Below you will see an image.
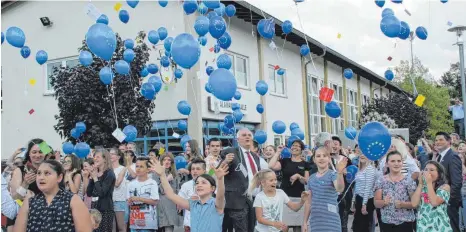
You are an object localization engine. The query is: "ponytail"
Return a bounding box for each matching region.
[247,169,275,196]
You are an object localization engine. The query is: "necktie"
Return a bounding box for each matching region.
[246,151,257,175]
[437,154,442,162]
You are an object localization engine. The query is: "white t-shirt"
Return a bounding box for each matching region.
[178,180,195,227]
[113,165,127,202]
[127,178,160,230]
[253,189,290,232]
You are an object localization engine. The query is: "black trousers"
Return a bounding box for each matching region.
[222,207,250,232]
[448,201,461,232]
[454,119,465,139]
[338,194,349,232]
[352,196,375,232]
[381,221,414,232]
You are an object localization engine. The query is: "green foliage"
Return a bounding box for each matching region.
[439,62,462,99]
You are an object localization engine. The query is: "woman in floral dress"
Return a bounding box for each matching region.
[411,161,452,232]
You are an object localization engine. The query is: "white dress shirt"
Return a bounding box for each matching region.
[178,180,195,227]
[240,146,258,187]
[2,175,19,219]
[438,148,450,163]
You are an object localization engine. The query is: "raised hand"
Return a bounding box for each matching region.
[223,153,234,164]
[423,171,433,184]
[23,172,36,186]
[336,158,348,173]
[149,158,165,176]
[215,163,230,179]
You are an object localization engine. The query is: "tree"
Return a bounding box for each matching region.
[440,62,462,99]
[393,56,433,84]
[50,31,155,148]
[360,93,428,145]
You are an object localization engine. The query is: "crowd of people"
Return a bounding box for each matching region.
[1,129,465,232]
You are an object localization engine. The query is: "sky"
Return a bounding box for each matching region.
[246,0,466,81]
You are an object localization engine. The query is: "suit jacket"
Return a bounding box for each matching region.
[440,148,462,205]
[220,147,261,209]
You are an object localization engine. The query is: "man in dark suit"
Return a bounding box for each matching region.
[435,132,462,232]
[221,128,261,232]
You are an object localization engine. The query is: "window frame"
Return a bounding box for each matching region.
[329,82,344,134]
[347,88,359,128]
[44,56,79,95]
[268,65,287,97]
[307,74,326,141]
[225,51,250,90]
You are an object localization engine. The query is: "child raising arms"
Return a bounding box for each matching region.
[149,157,228,232]
[249,169,309,232]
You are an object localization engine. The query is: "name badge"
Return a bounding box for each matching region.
[327,204,337,214]
[238,163,248,177]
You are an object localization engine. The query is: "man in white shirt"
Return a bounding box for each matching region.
[178,159,206,231]
[205,138,222,174]
[1,175,19,219]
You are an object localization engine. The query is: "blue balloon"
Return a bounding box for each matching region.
[415,26,428,40]
[119,10,130,24]
[203,0,220,9]
[300,44,310,56]
[115,60,130,75]
[148,76,162,93]
[198,3,208,14]
[171,33,201,69]
[205,83,212,93]
[256,80,268,96]
[178,120,188,131]
[290,122,299,131]
[97,14,109,25]
[123,125,138,142]
[141,83,156,100]
[214,44,221,53]
[345,126,357,140]
[6,27,25,48]
[160,56,170,67]
[256,104,264,114]
[62,142,74,155]
[123,49,135,62]
[277,68,285,76]
[209,16,227,39]
[291,128,305,140]
[225,4,236,17]
[218,31,232,49]
[1,32,4,44]
[165,50,171,57]
[147,63,159,74]
[217,54,232,69]
[76,122,87,133]
[325,101,341,118]
[254,130,267,144]
[380,15,401,38]
[175,155,188,170]
[282,20,293,35]
[287,135,300,148]
[351,157,359,166]
[86,23,116,61]
[74,142,90,158]
[234,91,241,100]
[222,124,235,134]
[164,37,173,52]
[79,51,93,67]
[231,103,240,110]
[127,0,139,8]
[233,109,243,122]
[178,100,191,115]
[385,69,394,81]
[20,46,31,59]
[346,165,358,182]
[35,50,48,65]
[272,120,286,134]
[224,114,235,128]
[375,0,385,7]
[148,30,160,45]
[382,8,394,18]
[281,147,292,159]
[391,0,402,3]
[398,21,410,40]
[158,27,168,41]
[358,121,391,161]
[441,0,448,3]
[159,0,168,7]
[209,68,237,101]
[174,69,183,79]
[71,128,81,139]
[207,11,218,20]
[257,18,275,39]
[99,67,114,85]
[206,66,214,76]
[180,135,192,150]
[214,3,225,16]
[140,67,149,77]
[183,0,198,14]
[194,16,210,36]
[198,36,207,46]
[344,68,353,79]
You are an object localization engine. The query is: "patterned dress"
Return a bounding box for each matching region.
[416,185,452,232]
[26,189,75,232]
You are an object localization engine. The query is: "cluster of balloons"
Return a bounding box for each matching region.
[71,122,87,139]
[62,141,91,158]
[4,26,49,65]
[379,7,427,41]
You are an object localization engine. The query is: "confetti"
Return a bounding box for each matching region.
[209,47,214,52]
[28,109,35,115]
[387,56,393,61]
[164,85,169,91]
[159,147,165,154]
[38,141,52,155]
[112,128,126,143]
[114,2,122,11]
[29,78,36,86]
[404,9,411,16]
[205,61,208,66]
[337,33,342,39]
[415,94,426,107]
[447,21,453,26]
[172,132,180,139]
[274,65,280,70]
[319,87,334,103]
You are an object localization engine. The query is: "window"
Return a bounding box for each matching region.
[330,83,344,134]
[268,65,286,96]
[347,89,359,128]
[274,135,283,147]
[45,57,79,94]
[308,75,326,138]
[226,52,249,88]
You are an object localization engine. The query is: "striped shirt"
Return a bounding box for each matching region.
[1,175,19,219]
[353,165,376,205]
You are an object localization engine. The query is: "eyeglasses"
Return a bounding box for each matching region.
[62,160,72,164]
[13,162,23,166]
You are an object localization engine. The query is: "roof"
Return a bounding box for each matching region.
[225,0,406,94]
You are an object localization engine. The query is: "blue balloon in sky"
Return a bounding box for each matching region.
[97,14,109,25]
[375,0,385,7]
[272,120,286,134]
[217,54,232,69]
[225,4,236,17]
[214,3,225,16]
[115,60,130,75]
[344,68,353,79]
[178,100,191,115]
[382,8,394,18]
[233,109,243,122]
[1,32,4,44]
[380,15,401,38]
[99,67,113,85]
[231,103,240,111]
[282,20,293,35]
[71,128,81,139]
[148,76,162,93]
[124,39,134,49]
[147,63,159,74]
[398,21,410,40]
[391,0,403,4]
[160,56,170,67]
[207,11,218,20]
[209,16,227,39]
[174,69,183,79]
[6,26,25,48]
[257,18,275,39]
[123,49,135,62]
[256,80,268,96]
[20,46,31,59]
[254,130,267,144]
[385,69,394,81]
[300,44,310,56]
[171,33,200,69]
[198,2,208,14]
[119,10,130,24]
[86,23,116,61]
[159,0,168,7]
[234,91,241,100]
[74,142,90,158]
[345,126,358,140]
[214,44,221,53]
[256,104,264,114]
[206,66,214,76]
[203,0,220,9]
[209,68,237,101]
[178,120,188,131]
[287,135,300,148]
[224,114,235,128]
[158,27,168,40]
[325,101,341,118]
[123,125,138,142]
[36,50,48,65]
[194,16,210,36]
[79,51,93,67]
[76,122,87,133]
[140,67,149,77]
[183,0,198,15]
[218,31,232,49]
[148,30,160,45]
[358,122,391,161]
[127,0,139,8]
[277,68,285,76]
[62,142,74,155]
[205,83,212,93]
[175,155,188,170]
[141,83,155,100]
[290,122,299,131]
[415,26,428,40]
[164,37,173,52]
[291,128,305,140]
[198,36,207,46]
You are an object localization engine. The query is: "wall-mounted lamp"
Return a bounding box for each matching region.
[40,17,53,27]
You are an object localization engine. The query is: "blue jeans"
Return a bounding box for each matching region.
[461,198,466,230]
[130,230,156,232]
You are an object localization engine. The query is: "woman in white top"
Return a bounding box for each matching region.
[63,154,83,198]
[110,148,127,232]
[351,153,376,232]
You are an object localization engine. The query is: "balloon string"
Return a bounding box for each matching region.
[279,34,288,59]
[107,85,119,129]
[111,82,119,129]
[249,3,255,37]
[295,3,317,72]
